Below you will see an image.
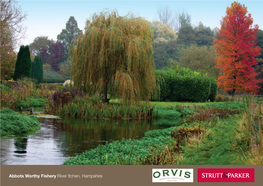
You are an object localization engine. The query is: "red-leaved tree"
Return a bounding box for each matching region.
[214,1,262,96]
[49,42,64,71]
[39,47,50,64]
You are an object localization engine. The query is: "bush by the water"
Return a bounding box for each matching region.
[154,67,215,102]
[0,108,41,136]
[15,98,46,108]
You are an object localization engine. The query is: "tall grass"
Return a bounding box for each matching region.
[53,101,155,120]
[1,78,53,109]
[236,95,263,164]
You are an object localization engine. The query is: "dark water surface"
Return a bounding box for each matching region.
[1,116,182,165]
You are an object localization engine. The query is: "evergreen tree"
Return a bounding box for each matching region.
[57,16,82,61]
[31,56,43,83]
[177,26,196,46]
[14,45,31,80]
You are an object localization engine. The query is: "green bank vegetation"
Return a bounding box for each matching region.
[63,95,263,165]
[0,108,41,136]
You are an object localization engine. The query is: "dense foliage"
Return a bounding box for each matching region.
[31,56,43,83]
[57,16,82,61]
[154,66,215,102]
[70,10,156,103]
[13,45,32,80]
[178,45,219,79]
[214,1,262,96]
[0,108,41,136]
[29,36,54,56]
[49,42,64,71]
[0,0,26,80]
[256,29,263,59]
[15,98,46,108]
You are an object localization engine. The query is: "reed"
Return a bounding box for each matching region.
[54,101,156,120]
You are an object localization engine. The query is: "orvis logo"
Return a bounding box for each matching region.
[152,169,193,183]
[198,168,254,182]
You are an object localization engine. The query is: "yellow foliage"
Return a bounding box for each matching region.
[70,10,156,103]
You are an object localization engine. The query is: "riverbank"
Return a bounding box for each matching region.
[0,108,41,136]
[63,100,259,165]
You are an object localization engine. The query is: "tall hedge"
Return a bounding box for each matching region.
[31,56,43,83]
[154,67,214,102]
[14,45,32,80]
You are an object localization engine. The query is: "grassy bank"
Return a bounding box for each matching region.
[63,100,256,165]
[0,108,41,136]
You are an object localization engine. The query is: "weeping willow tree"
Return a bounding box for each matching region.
[70,10,156,103]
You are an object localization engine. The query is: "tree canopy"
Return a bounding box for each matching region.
[29,36,54,56]
[151,21,178,69]
[57,16,82,61]
[256,29,263,59]
[178,45,219,79]
[49,42,64,71]
[70,10,156,103]
[214,1,262,96]
[0,0,26,80]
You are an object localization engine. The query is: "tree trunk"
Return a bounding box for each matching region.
[232,88,236,97]
[102,82,109,103]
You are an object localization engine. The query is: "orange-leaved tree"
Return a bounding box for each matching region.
[214,1,262,96]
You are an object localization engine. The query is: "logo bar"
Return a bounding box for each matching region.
[198,168,254,182]
[152,169,194,183]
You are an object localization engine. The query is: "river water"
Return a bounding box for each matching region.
[1,116,181,165]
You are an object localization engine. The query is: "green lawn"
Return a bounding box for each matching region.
[149,101,225,107]
[110,99,225,107]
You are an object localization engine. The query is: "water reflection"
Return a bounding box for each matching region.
[14,136,28,154]
[1,117,182,165]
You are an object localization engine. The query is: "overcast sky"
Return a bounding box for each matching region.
[17,0,262,48]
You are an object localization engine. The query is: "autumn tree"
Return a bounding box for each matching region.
[49,42,64,71]
[29,36,54,56]
[39,47,49,64]
[14,45,31,80]
[70,10,156,103]
[0,0,26,80]
[31,56,43,83]
[214,1,262,96]
[57,16,82,61]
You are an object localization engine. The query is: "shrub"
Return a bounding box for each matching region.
[155,68,211,102]
[0,108,41,136]
[42,78,65,83]
[52,88,85,106]
[154,107,181,119]
[15,98,46,108]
